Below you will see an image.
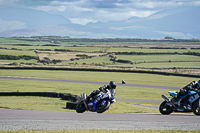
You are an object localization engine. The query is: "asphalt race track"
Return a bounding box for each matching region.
[1,109,200,130]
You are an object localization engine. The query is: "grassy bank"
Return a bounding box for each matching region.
[0,69,198,86]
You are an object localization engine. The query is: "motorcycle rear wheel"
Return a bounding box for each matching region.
[96,100,110,113]
[76,101,86,113]
[159,101,173,115]
[192,100,200,116]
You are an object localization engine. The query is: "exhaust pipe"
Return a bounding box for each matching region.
[161,94,170,102]
[83,93,86,100]
[161,94,176,107]
[83,93,88,110]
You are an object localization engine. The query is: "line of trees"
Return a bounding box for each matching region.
[113,51,200,56]
[12,36,200,43]
[0,55,39,60]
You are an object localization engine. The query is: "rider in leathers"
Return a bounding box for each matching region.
[175,80,200,98]
[86,81,117,103]
[174,80,200,107]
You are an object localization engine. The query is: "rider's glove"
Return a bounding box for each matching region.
[99,87,103,91]
[99,85,108,92]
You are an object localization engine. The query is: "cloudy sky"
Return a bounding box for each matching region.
[0,0,200,25]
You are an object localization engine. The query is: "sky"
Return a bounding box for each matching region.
[0,0,200,25]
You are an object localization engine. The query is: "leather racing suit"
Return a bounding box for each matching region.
[86,84,116,103]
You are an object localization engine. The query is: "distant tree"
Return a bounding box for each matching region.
[10,62,18,65]
[164,36,174,39]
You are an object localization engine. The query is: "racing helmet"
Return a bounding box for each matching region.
[198,80,200,87]
[109,81,117,89]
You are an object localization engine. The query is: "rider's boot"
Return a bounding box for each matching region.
[183,104,191,110]
[85,96,91,103]
[187,104,191,110]
[85,94,93,103]
[85,90,99,103]
[172,97,180,105]
[177,99,182,106]
[174,94,183,106]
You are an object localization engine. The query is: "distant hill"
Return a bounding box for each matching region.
[132,7,200,34]
[85,6,200,38]
[0,6,199,38]
[0,7,71,30]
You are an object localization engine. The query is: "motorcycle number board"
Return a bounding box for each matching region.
[189,93,200,103]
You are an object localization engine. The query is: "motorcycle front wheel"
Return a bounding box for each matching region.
[192,100,200,116]
[96,100,110,113]
[159,101,173,115]
[76,101,86,113]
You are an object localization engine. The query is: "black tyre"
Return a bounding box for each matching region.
[76,101,86,113]
[192,100,200,116]
[159,101,173,115]
[96,100,110,113]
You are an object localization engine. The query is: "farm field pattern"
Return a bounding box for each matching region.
[1,37,200,76]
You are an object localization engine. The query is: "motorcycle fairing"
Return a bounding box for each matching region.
[88,99,108,111]
[102,100,107,106]
[168,91,196,99]
[87,100,97,111]
[168,91,177,97]
[189,93,200,103]
[93,100,97,110]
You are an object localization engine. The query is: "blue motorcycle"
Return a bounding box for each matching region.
[160,90,200,115]
[76,90,112,113]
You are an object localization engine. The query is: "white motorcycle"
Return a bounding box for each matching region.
[76,80,126,113]
[76,89,112,113]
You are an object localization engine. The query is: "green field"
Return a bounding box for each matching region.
[0,49,36,56]
[115,54,200,62]
[69,54,200,67]
[108,47,200,53]
[1,37,200,75]
[1,37,200,66]
[109,62,200,69]
[0,69,198,86]
[0,44,60,50]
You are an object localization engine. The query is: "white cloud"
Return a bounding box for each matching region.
[0,0,19,6]
[120,0,180,10]
[32,0,92,15]
[188,0,200,6]
[110,25,147,30]
[1,0,200,25]
[129,10,156,18]
[70,18,98,25]
[38,0,199,24]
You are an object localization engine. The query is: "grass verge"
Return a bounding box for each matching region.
[0,69,199,86]
[0,129,199,133]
